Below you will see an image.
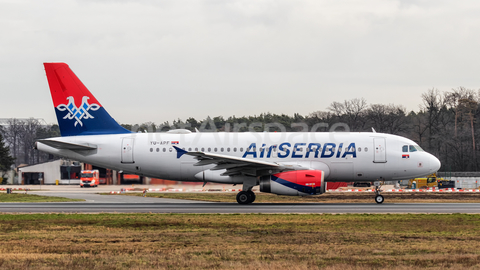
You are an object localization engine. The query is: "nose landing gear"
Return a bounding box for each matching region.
[373,181,384,204]
[375,193,384,204]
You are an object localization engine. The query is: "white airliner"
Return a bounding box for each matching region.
[36,63,441,204]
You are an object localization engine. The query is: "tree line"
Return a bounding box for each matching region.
[0,118,59,167]
[1,87,479,172]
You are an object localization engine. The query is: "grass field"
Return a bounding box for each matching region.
[0,213,479,269]
[0,193,84,202]
[105,191,480,203]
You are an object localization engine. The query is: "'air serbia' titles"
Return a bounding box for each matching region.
[242,142,357,159]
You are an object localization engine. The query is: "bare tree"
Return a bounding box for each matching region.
[366,104,408,135]
[328,98,368,131]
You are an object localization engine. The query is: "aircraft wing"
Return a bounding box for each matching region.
[37,139,97,151]
[173,146,284,177]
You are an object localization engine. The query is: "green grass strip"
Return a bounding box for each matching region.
[0,193,84,202]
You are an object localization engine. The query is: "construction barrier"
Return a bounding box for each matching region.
[0,188,27,191]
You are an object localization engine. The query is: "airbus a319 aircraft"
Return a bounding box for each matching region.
[36,63,441,204]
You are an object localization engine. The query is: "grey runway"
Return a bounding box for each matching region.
[1,202,480,214]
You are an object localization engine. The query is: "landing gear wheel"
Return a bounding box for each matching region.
[375,195,384,204]
[236,191,251,204]
[247,190,256,203]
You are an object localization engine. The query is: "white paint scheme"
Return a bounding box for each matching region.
[37,132,440,184]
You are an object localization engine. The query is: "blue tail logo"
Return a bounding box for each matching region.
[57,96,100,127]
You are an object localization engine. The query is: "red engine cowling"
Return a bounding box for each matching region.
[260,170,325,196]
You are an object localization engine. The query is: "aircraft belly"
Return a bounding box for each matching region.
[180,162,205,181]
[329,162,354,181]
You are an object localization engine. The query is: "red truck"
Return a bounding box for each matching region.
[80,170,99,187]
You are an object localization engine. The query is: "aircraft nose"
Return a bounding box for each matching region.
[430,155,441,173]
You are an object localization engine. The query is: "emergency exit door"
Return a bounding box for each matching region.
[121,138,135,163]
[373,137,386,163]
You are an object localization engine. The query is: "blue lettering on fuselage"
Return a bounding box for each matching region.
[243,143,257,158]
[342,142,357,158]
[292,143,305,158]
[278,142,291,158]
[242,142,357,159]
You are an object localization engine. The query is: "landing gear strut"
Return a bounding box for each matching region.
[374,182,384,204]
[236,190,256,204]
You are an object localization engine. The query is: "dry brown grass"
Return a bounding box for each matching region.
[0,214,479,269]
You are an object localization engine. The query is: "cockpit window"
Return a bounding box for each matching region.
[408,145,424,152]
[402,145,408,152]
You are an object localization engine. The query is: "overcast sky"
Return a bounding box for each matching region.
[1,0,480,125]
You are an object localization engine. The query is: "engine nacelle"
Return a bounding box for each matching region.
[260,170,325,196]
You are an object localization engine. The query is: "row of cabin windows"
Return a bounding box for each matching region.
[246,147,368,152]
[149,147,245,153]
[149,146,369,153]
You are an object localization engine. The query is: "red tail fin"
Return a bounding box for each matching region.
[44,63,130,136]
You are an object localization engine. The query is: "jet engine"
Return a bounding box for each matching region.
[260,170,325,196]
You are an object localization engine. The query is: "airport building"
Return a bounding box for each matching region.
[16,158,189,186]
[17,158,146,185]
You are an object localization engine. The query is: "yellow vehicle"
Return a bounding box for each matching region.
[408,173,444,189]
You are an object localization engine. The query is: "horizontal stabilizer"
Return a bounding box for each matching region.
[37,139,97,150]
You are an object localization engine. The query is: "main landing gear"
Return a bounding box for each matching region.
[374,181,384,204]
[236,190,256,204]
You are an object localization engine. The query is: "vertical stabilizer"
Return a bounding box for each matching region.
[44,63,131,136]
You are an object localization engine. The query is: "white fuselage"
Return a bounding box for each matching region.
[37,131,441,184]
